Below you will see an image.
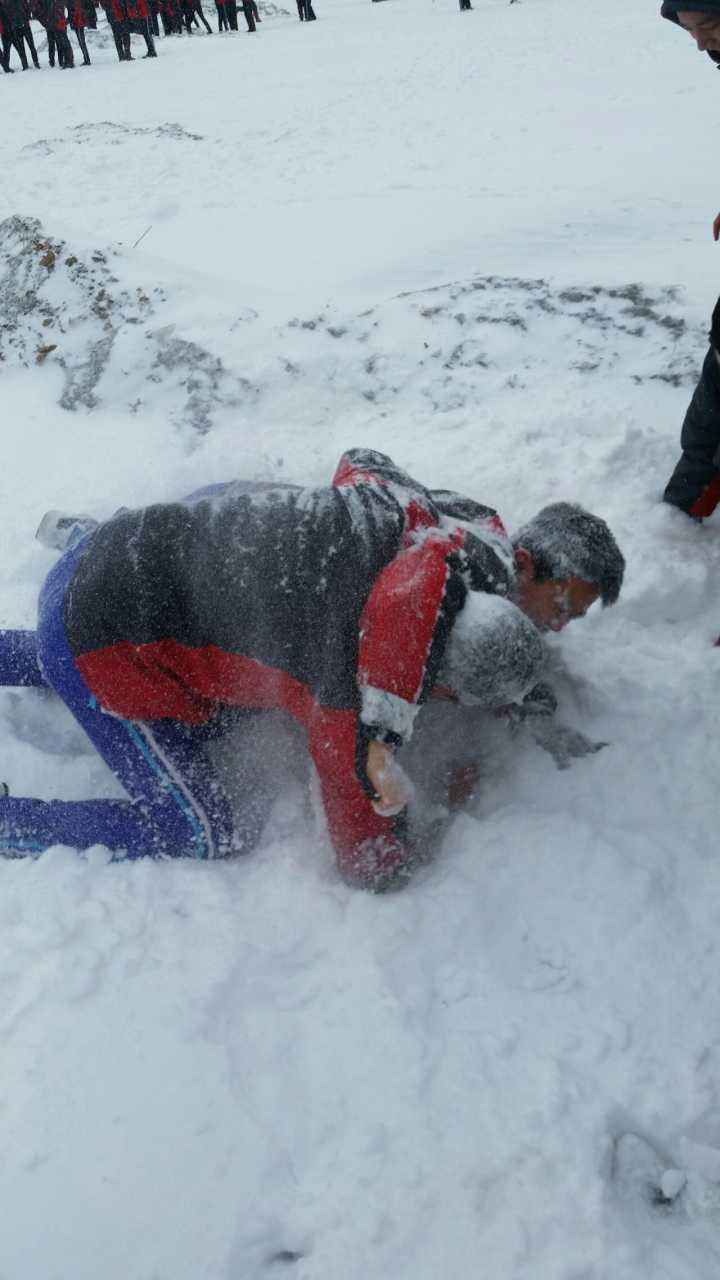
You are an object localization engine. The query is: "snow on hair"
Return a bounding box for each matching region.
[511,503,625,605]
[440,592,545,708]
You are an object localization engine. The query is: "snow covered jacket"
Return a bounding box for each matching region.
[62,449,515,888]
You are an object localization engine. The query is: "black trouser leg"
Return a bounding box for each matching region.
[11,32,29,68]
[305,0,315,18]
[242,0,254,28]
[60,28,74,64]
[196,2,211,30]
[121,28,131,55]
[142,20,156,52]
[216,4,226,29]
[21,23,40,64]
[149,6,159,34]
[110,20,123,55]
[74,25,91,61]
[664,345,720,517]
[296,0,304,17]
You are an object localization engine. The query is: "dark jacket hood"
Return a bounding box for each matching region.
[662,0,720,19]
[661,1,720,63]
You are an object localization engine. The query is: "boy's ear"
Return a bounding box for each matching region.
[513,546,535,582]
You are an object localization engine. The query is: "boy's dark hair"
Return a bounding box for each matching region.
[512,503,625,606]
[661,1,720,22]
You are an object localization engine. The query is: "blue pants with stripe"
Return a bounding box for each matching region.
[0,537,269,860]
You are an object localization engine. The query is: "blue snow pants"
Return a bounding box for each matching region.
[0,535,270,860]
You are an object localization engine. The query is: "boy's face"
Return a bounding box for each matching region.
[513,553,600,632]
[677,10,720,52]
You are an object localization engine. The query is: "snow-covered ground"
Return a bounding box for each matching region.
[2,1,720,1276]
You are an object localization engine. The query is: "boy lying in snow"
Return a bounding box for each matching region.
[0,449,624,890]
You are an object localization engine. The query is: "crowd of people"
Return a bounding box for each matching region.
[0,0,317,69]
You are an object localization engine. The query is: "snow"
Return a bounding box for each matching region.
[2,0,720,1275]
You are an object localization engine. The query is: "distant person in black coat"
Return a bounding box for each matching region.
[0,6,15,67]
[68,0,95,62]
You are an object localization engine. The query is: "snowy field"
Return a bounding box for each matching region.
[2,1,720,1276]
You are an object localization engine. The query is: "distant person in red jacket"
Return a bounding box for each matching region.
[34,0,74,65]
[102,0,155,57]
[181,0,211,33]
[67,0,95,63]
[0,450,623,890]
[158,0,181,33]
[0,0,40,65]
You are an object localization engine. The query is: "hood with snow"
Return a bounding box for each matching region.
[439,593,545,709]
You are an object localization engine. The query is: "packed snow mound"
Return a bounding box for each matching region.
[0,215,258,433]
[0,216,703,444]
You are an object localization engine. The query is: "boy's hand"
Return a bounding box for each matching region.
[366,740,414,817]
[530,720,608,770]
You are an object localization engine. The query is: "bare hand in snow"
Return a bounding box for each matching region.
[366,740,414,817]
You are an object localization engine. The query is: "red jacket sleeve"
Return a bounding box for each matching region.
[307,706,413,891]
[356,530,464,744]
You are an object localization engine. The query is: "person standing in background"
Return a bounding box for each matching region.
[68,0,95,63]
[0,0,40,67]
[660,2,720,518]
